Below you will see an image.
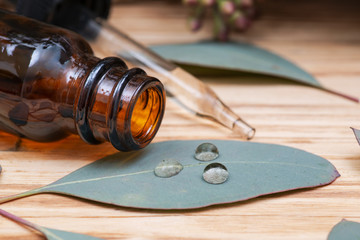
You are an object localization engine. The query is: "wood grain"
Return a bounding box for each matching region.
[1,0,360,239]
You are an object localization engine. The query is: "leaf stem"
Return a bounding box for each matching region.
[0,189,39,204]
[0,208,42,232]
[322,87,359,103]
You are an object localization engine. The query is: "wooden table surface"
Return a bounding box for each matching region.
[1,0,360,239]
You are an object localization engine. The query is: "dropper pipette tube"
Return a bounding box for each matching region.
[87,19,255,139]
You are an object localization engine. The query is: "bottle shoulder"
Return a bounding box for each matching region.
[0,9,93,59]
[0,10,99,98]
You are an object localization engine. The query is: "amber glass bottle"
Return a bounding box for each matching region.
[0,10,165,151]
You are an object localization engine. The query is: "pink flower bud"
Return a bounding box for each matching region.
[220,1,236,15]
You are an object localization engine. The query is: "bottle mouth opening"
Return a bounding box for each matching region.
[130,85,163,145]
[112,76,165,151]
[77,57,165,151]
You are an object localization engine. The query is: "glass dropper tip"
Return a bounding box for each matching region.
[232,118,256,140]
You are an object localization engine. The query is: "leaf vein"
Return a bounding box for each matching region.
[40,161,329,191]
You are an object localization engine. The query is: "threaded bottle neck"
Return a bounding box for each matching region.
[75,57,165,151]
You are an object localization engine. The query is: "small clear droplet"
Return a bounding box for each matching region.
[194,143,219,161]
[154,159,183,178]
[203,163,229,184]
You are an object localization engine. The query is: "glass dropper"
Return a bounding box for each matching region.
[87,19,255,140]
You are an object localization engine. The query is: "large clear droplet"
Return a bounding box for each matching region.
[154,159,183,178]
[194,143,219,161]
[203,163,229,184]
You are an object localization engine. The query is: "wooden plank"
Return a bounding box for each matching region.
[1,0,360,239]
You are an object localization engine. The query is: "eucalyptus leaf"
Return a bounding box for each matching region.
[150,41,358,102]
[0,208,104,240]
[351,127,360,145]
[40,228,104,240]
[328,219,360,240]
[0,140,339,210]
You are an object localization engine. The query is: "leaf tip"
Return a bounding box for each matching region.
[350,127,360,145]
[334,169,341,179]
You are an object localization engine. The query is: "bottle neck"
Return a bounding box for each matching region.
[75,57,165,151]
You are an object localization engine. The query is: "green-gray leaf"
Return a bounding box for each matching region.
[11,140,339,210]
[150,41,358,102]
[40,228,104,240]
[0,208,104,240]
[328,220,360,240]
[351,127,360,145]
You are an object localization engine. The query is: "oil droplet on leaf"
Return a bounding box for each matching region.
[194,143,219,161]
[154,159,183,178]
[203,163,229,184]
